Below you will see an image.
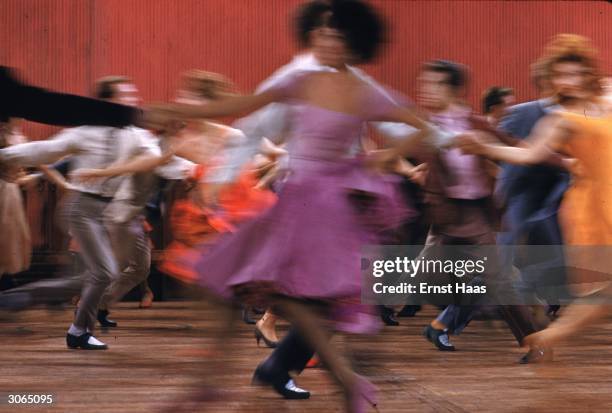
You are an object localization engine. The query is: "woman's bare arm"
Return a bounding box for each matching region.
[148,89,281,121]
[462,114,573,165]
[72,152,174,181]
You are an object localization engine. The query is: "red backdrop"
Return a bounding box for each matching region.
[1,0,611,139]
[1,0,611,251]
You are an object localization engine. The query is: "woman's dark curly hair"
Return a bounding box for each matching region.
[295,1,332,48]
[328,0,387,63]
[295,0,387,63]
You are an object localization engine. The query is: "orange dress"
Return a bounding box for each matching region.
[159,165,277,284]
[558,111,612,294]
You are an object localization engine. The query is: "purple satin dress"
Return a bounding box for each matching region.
[195,72,414,305]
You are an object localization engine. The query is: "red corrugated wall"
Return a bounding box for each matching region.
[1,0,610,250]
[2,0,611,139]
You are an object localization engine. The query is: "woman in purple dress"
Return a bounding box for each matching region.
[155,1,432,411]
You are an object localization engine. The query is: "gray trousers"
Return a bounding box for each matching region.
[64,192,119,331]
[0,215,150,316]
[98,216,151,310]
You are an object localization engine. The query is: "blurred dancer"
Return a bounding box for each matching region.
[481,86,514,127]
[0,120,31,281]
[0,76,162,350]
[0,77,179,321]
[495,62,571,318]
[151,2,434,410]
[75,76,197,328]
[415,60,548,363]
[459,34,612,349]
[81,71,277,286]
[196,0,425,400]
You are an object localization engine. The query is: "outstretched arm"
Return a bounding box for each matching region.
[378,106,434,158]
[38,165,74,190]
[73,152,175,181]
[0,129,81,167]
[149,89,282,121]
[364,107,434,171]
[2,67,139,127]
[458,114,573,165]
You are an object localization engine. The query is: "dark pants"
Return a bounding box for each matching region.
[497,176,570,305]
[427,230,539,346]
[258,327,314,381]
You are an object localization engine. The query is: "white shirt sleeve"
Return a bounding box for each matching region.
[204,87,292,184]
[156,155,196,180]
[134,128,163,157]
[134,128,195,180]
[0,128,82,166]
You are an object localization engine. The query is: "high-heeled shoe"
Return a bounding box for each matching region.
[519,347,553,364]
[254,326,279,348]
[348,375,378,413]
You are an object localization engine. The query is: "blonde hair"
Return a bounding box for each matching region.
[181,70,235,100]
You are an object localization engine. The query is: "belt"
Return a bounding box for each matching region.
[80,192,113,202]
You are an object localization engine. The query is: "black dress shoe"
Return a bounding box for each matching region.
[97,309,117,328]
[380,306,399,326]
[519,347,553,364]
[423,325,455,351]
[397,305,421,317]
[242,307,256,325]
[252,366,310,399]
[66,333,108,350]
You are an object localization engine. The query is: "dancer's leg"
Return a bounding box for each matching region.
[275,297,377,411]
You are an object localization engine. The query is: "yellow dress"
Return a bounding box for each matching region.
[558,111,612,295]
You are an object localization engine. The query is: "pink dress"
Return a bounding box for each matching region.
[195,72,413,305]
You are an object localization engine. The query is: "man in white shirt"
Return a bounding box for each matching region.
[0,76,159,350]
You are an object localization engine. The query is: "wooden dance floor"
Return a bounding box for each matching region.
[2,302,612,413]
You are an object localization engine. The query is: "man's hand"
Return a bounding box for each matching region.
[404,162,428,186]
[564,157,585,177]
[15,173,40,189]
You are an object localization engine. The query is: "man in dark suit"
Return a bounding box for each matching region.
[496,66,570,313]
